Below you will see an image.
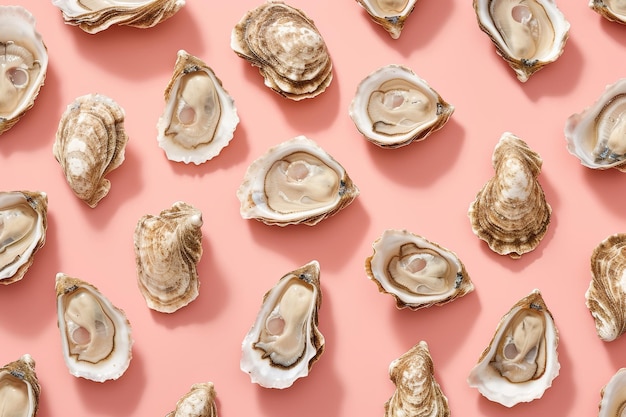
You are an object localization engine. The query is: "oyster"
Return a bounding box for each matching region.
[565,78,626,171]
[473,0,570,82]
[0,6,48,135]
[55,272,133,382]
[0,191,47,285]
[468,132,551,258]
[590,0,626,24]
[467,289,560,407]
[166,382,217,417]
[134,201,203,313]
[241,261,324,389]
[365,229,474,310]
[53,93,128,208]
[237,135,359,226]
[598,368,626,417]
[356,0,419,39]
[349,64,454,149]
[231,1,333,100]
[0,354,40,417]
[51,0,185,34]
[157,50,239,165]
[385,341,450,417]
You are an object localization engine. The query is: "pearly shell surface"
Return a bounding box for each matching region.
[166,382,217,417]
[355,0,419,39]
[598,368,626,417]
[590,0,626,24]
[0,354,40,417]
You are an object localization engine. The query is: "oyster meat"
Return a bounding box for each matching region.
[468,132,551,258]
[241,261,324,389]
[0,5,48,135]
[590,0,626,24]
[134,201,203,313]
[237,135,359,226]
[166,382,217,417]
[157,50,239,165]
[0,354,40,417]
[0,191,47,285]
[365,229,474,310]
[473,0,570,82]
[467,289,560,407]
[356,0,419,39]
[231,1,333,100]
[349,64,454,149]
[598,368,626,417]
[55,272,133,382]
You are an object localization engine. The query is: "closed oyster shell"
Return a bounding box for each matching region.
[356,0,419,39]
[468,132,551,258]
[590,0,626,24]
[166,382,217,417]
[231,1,333,100]
[241,261,324,389]
[0,354,40,417]
[598,368,626,417]
[134,201,203,313]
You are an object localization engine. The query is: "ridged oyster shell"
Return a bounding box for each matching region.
[365,229,474,310]
[241,261,324,389]
[0,191,47,285]
[237,135,359,226]
[356,0,419,39]
[467,289,560,407]
[134,201,203,313]
[349,64,454,149]
[468,132,551,258]
[53,93,128,208]
[0,354,40,417]
[157,50,239,165]
[590,0,626,24]
[473,0,570,82]
[166,382,217,417]
[598,368,626,417]
[0,6,48,135]
[51,0,185,34]
[55,272,133,382]
[231,1,333,100]
[386,341,449,417]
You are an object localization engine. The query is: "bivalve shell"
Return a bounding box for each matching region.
[598,368,626,417]
[355,0,419,39]
[590,0,626,24]
[0,354,40,417]
[166,382,217,417]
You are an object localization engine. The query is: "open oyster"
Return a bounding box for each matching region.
[0,191,47,285]
[134,201,203,313]
[590,0,626,24]
[55,272,133,382]
[598,368,626,416]
[468,132,551,258]
[365,229,474,310]
[166,382,217,417]
[241,260,324,389]
[237,135,359,226]
[0,354,40,417]
[356,0,419,39]
[468,289,560,407]
[473,0,570,82]
[349,64,454,149]
[51,0,185,34]
[565,78,626,171]
[157,50,239,165]
[231,1,333,100]
[0,6,48,135]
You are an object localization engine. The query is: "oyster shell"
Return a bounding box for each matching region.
[53,93,128,208]
[385,341,450,417]
[365,229,474,310]
[0,6,48,135]
[134,201,203,313]
[467,289,560,407]
[468,132,551,258]
[157,50,239,165]
[473,0,570,82]
[237,135,359,226]
[55,272,133,382]
[231,1,333,100]
[590,0,626,24]
[241,260,324,389]
[598,368,626,417]
[349,64,454,149]
[356,0,419,39]
[0,191,47,285]
[166,382,217,417]
[51,0,185,34]
[0,354,40,417]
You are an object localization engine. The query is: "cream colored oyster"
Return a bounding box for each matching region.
[166,382,217,417]
[590,0,626,24]
[241,261,324,389]
[231,1,332,100]
[598,368,626,417]
[355,0,419,39]
[0,354,40,417]
[473,0,570,82]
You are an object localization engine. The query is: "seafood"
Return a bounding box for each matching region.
[598,368,626,417]
[590,0,626,24]
[356,0,419,39]
[0,354,40,417]
[166,382,217,417]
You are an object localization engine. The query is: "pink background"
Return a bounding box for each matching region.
[1,0,625,415]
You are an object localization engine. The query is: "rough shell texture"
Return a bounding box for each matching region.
[51,0,185,34]
[598,368,626,417]
[241,260,324,389]
[0,5,48,135]
[231,1,332,100]
[349,64,454,148]
[166,382,217,417]
[55,272,133,382]
[53,93,128,208]
[0,191,47,285]
[0,354,40,417]
[590,0,626,24]
[134,201,203,313]
[468,132,551,258]
[385,341,450,417]
[355,0,419,39]
[365,229,474,310]
[467,289,560,407]
[237,135,359,226]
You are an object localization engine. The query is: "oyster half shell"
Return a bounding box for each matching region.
[590,0,626,24]
[241,261,324,389]
[598,368,626,417]
[356,0,419,39]
[166,382,217,417]
[0,354,40,417]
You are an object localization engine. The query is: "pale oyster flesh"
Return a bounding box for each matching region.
[166,382,217,417]
[355,0,419,39]
[598,368,626,417]
[590,0,626,24]
[0,354,40,417]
